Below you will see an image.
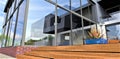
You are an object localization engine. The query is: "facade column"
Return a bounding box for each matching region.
[21,0,29,46]
[80,0,85,44]
[69,0,73,45]
[4,8,9,47]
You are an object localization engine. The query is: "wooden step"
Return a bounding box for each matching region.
[25,51,101,59]
[25,51,120,59]
[17,55,50,59]
[17,44,120,59]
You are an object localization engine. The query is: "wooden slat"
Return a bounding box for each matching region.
[34,44,120,53]
[25,51,102,59]
[25,51,120,59]
[17,55,49,59]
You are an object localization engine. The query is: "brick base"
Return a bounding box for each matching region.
[0,46,37,57]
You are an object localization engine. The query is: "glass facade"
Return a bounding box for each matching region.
[2,0,119,47]
[2,0,28,47]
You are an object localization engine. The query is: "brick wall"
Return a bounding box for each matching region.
[0,46,37,57]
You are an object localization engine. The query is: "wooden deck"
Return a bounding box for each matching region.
[17,44,120,59]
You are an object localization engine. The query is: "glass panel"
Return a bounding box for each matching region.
[106,24,120,40]
[8,1,15,19]
[57,0,70,9]
[4,22,8,47]
[71,0,88,10]
[16,0,20,8]
[2,23,8,47]
[8,7,12,21]
[6,21,11,46]
[50,0,71,16]
[14,0,26,46]
[11,1,15,15]
[73,29,90,45]
[8,10,17,46]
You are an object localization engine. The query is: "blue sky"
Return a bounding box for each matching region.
[0,0,7,34]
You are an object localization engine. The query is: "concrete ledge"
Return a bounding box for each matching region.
[0,46,37,57]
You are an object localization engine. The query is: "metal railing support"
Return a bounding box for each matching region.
[54,0,58,46]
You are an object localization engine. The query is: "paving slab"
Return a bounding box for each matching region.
[0,53,16,59]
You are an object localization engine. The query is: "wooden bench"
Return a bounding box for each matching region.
[108,40,120,44]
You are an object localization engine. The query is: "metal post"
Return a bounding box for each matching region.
[54,0,58,46]
[87,0,91,21]
[4,8,9,47]
[69,0,73,45]
[80,0,85,45]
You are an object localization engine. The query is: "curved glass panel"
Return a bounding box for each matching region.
[25,0,55,46]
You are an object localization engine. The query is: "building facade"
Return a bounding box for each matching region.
[1,0,29,47]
